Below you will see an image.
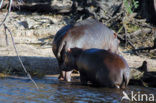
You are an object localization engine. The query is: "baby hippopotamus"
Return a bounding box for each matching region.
[64,48,130,89]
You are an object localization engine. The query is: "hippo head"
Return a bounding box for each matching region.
[63,47,83,71]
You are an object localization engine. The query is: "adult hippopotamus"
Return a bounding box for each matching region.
[52,18,120,82]
[64,48,130,88]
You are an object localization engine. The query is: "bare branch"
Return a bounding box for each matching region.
[0,0,12,27]
[4,24,39,89]
[123,44,156,54]
[129,28,152,37]
[0,0,39,89]
[0,0,4,8]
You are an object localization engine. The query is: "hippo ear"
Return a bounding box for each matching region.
[114,33,117,38]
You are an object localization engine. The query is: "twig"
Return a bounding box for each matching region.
[0,0,4,8]
[129,28,152,37]
[0,0,12,27]
[122,17,128,47]
[133,19,152,28]
[106,10,124,24]
[118,33,139,55]
[125,37,139,55]
[131,38,156,52]
[4,24,39,89]
[133,47,155,52]
[112,3,122,17]
[123,46,155,54]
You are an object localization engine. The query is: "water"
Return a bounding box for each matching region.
[0,76,156,103]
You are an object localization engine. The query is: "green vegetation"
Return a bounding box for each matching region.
[124,0,139,14]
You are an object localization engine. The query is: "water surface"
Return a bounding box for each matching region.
[0,76,155,103]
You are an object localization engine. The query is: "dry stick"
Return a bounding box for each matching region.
[4,24,39,89]
[106,11,124,24]
[122,18,128,47]
[118,23,139,55]
[0,0,12,27]
[121,7,139,55]
[123,39,156,53]
[129,28,152,37]
[122,1,129,47]
[1,0,39,89]
[0,0,4,8]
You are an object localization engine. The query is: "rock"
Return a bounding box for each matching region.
[129,68,156,87]
[142,72,156,87]
[0,12,64,37]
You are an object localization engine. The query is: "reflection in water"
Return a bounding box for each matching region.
[0,77,155,103]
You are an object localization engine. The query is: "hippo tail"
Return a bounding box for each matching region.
[120,72,129,89]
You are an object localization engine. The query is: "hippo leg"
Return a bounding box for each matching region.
[80,72,88,85]
[65,70,73,82]
[58,63,66,81]
[58,71,65,81]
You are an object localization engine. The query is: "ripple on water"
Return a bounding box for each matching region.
[0,77,155,103]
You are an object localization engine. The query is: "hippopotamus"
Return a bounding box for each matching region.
[64,48,130,88]
[52,18,120,82]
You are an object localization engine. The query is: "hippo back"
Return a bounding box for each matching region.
[76,49,130,88]
[52,18,119,61]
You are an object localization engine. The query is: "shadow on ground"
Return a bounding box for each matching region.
[0,56,59,77]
